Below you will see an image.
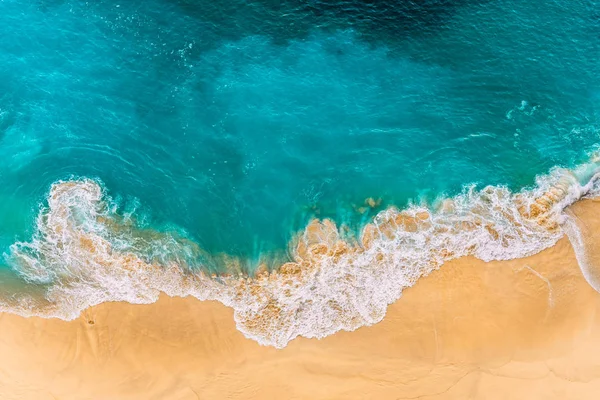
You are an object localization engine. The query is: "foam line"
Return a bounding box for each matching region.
[2,156,600,348]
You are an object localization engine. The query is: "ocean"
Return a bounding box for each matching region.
[0,0,598,347]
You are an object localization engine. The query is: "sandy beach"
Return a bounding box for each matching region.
[1,198,600,399]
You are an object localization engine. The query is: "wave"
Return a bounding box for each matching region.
[2,156,600,348]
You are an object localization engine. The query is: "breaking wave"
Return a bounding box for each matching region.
[2,156,600,348]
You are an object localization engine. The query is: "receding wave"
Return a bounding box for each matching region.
[2,156,600,348]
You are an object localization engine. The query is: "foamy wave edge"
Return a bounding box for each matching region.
[2,157,600,348]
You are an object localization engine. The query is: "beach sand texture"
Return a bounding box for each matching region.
[1,198,600,399]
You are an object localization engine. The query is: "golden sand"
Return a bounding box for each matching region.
[2,199,600,399]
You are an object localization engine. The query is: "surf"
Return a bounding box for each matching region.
[1,153,599,348]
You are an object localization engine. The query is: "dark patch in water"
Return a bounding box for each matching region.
[168,0,475,45]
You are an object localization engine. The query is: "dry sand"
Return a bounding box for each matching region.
[1,199,600,399]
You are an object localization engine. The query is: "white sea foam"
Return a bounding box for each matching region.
[2,157,600,348]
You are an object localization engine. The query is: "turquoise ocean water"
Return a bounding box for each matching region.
[0,0,599,346]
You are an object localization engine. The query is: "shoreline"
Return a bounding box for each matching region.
[3,162,596,348]
[1,199,600,399]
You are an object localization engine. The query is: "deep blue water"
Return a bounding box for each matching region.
[0,0,598,271]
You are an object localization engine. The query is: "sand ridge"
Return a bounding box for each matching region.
[1,199,600,399]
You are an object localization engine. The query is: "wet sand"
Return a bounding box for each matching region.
[1,199,600,399]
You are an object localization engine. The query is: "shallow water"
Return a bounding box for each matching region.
[0,0,598,346]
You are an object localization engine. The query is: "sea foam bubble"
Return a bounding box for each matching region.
[2,157,600,348]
